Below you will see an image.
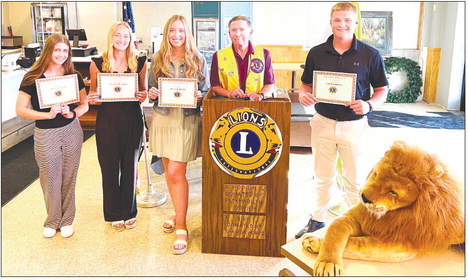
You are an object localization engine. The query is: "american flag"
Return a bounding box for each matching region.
[123,1,138,48]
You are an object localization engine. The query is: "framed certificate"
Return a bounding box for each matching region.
[312,71,357,105]
[97,73,138,102]
[158,78,197,108]
[35,74,80,109]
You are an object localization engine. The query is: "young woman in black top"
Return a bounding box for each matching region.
[87,22,148,231]
[16,33,89,238]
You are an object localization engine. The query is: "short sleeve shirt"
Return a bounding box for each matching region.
[19,72,85,129]
[210,41,275,92]
[301,35,388,121]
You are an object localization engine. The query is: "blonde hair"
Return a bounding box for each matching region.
[152,15,204,84]
[330,2,358,17]
[102,22,137,73]
[21,33,75,86]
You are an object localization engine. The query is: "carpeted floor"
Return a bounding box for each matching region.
[1,130,95,206]
[368,110,465,129]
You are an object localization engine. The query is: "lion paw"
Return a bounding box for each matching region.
[313,261,344,276]
[302,234,322,254]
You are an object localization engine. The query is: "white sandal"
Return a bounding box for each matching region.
[173,229,188,255]
[111,220,125,232]
[124,218,136,229]
[163,218,176,233]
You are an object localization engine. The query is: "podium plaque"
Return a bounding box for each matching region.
[202,91,291,257]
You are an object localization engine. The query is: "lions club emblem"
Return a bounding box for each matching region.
[250,58,264,74]
[209,107,283,179]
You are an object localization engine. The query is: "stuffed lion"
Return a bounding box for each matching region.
[303,141,465,276]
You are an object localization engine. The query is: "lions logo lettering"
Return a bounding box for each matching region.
[209,107,283,179]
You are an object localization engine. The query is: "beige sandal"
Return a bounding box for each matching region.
[173,229,188,255]
[163,218,176,233]
[111,220,125,232]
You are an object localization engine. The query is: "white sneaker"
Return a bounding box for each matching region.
[43,227,56,238]
[60,225,74,238]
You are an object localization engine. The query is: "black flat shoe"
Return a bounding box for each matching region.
[295,217,325,239]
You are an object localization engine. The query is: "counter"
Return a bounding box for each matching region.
[2,69,28,121]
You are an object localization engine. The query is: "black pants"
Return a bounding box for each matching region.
[96,102,143,222]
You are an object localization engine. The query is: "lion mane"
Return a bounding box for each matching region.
[356,140,464,252]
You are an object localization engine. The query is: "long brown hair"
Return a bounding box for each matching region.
[21,33,75,86]
[102,22,137,73]
[152,15,204,85]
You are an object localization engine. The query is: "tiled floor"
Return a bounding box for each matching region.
[1,101,464,276]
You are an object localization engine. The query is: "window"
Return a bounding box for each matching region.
[361,11,393,56]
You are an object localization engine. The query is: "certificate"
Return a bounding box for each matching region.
[312,71,357,105]
[97,73,138,102]
[158,78,197,108]
[35,74,80,109]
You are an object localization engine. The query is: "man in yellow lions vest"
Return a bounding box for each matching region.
[210,16,275,101]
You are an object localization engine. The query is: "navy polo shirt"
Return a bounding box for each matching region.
[301,35,388,121]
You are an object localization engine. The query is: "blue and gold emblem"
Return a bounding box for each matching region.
[329,86,337,94]
[209,107,283,179]
[114,86,122,93]
[174,91,181,98]
[54,90,62,97]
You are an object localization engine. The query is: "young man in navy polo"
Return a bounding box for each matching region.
[295,2,389,238]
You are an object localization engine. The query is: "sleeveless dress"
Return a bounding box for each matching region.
[149,61,202,162]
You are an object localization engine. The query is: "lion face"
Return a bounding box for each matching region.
[360,159,420,219]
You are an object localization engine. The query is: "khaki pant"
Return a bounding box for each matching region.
[310,113,370,222]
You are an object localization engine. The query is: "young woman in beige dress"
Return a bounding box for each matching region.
[148,15,209,254]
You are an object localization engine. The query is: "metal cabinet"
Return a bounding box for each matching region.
[193,18,218,70]
[31,2,68,44]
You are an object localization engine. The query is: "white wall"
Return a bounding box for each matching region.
[253,2,332,47]
[132,2,191,53]
[3,1,33,45]
[2,2,11,35]
[76,2,119,52]
[76,2,192,54]
[253,2,420,51]
[421,2,464,110]
[359,2,420,49]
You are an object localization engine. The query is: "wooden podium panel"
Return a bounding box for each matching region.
[202,91,291,257]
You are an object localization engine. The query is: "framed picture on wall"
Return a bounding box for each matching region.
[361,11,393,56]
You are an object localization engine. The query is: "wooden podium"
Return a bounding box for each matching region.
[201,90,291,257]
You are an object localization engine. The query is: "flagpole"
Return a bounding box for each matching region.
[136,105,167,208]
[136,59,167,207]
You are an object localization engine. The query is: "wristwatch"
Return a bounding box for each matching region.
[366,101,373,113]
